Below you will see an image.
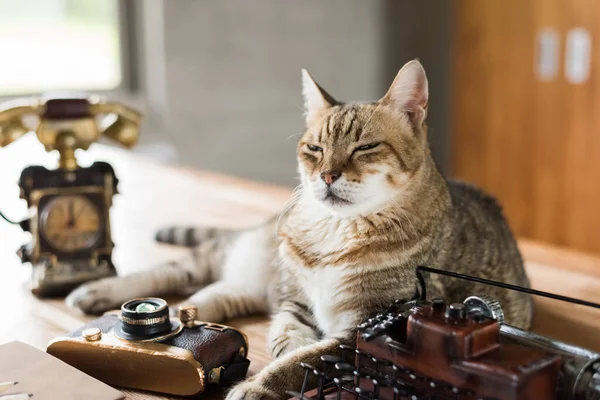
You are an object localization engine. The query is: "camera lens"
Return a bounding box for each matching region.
[117,297,173,340]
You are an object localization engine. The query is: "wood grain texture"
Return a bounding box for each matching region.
[452,0,600,254]
[1,135,600,399]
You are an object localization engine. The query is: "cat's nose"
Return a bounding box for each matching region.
[320,171,341,185]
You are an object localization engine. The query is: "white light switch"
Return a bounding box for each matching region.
[536,28,560,81]
[565,27,591,84]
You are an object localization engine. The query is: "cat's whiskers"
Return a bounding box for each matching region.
[275,185,304,239]
[382,198,419,242]
[295,104,308,114]
[395,214,407,253]
[285,132,304,141]
[361,102,382,135]
[397,206,419,240]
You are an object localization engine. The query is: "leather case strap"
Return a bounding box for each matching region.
[218,354,251,386]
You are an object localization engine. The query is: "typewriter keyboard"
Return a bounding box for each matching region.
[287,345,498,400]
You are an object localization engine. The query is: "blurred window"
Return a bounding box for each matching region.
[0,0,122,95]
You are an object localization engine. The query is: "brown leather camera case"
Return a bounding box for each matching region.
[46,314,249,396]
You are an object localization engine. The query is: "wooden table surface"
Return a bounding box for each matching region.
[1,134,600,399]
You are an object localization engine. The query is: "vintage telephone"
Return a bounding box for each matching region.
[0,95,142,296]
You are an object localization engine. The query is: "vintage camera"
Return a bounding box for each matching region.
[47,298,250,396]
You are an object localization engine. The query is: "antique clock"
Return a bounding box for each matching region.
[0,95,142,296]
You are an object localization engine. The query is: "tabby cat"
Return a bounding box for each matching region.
[67,60,534,399]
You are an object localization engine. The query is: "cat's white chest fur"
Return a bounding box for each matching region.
[297,266,357,337]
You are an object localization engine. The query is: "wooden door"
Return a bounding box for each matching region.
[452,0,600,254]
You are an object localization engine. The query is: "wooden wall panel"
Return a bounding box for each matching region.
[452,0,600,254]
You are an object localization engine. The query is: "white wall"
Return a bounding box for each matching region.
[141,1,451,187]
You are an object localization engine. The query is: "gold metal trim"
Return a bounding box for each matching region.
[119,314,169,326]
[0,95,142,151]
[178,305,198,327]
[28,186,113,266]
[47,330,205,396]
[30,186,105,202]
[82,328,102,342]
[90,100,143,124]
[204,323,227,332]
[0,97,41,123]
[176,304,249,350]
[208,366,224,384]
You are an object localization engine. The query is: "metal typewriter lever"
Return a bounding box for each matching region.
[463,295,505,324]
[358,300,421,342]
[384,336,408,352]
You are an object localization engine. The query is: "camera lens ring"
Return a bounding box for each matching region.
[121,297,168,319]
[114,297,181,341]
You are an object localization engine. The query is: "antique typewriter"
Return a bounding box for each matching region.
[288,267,600,400]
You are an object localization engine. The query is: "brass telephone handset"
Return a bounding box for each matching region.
[0,95,143,296]
[0,95,142,167]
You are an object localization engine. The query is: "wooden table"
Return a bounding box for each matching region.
[1,135,600,399]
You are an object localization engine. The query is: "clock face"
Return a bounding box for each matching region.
[39,195,102,252]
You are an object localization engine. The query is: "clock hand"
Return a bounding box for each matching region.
[67,200,75,228]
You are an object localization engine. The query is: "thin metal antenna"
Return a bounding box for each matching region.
[416,266,600,310]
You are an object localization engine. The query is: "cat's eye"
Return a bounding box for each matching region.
[355,142,380,152]
[307,144,323,152]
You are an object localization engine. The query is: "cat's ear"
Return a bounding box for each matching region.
[302,69,335,123]
[380,60,428,123]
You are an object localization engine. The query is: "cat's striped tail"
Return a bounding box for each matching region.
[155,226,232,247]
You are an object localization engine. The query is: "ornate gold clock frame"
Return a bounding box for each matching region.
[0,95,142,296]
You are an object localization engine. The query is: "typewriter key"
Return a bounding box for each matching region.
[445,303,467,320]
[333,378,347,400]
[431,298,445,311]
[338,344,355,361]
[353,369,372,389]
[374,377,394,387]
[321,355,342,364]
[334,375,354,384]
[371,378,384,396]
[393,383,414,397]
[320,355,342,378]
[361,332,375,341]
[335,362,355,373]
[354,387,376,399]
[311,368,326,399]
[353,369,371,379]
[299,363,316,395]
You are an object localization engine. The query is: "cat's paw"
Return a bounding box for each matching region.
[268,330,317,358]
[225,379,278,400]
[66,280,123,314]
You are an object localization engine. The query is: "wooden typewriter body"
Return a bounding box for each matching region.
[289,297,600,400]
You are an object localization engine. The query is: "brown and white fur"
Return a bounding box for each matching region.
[67,60,533,399]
